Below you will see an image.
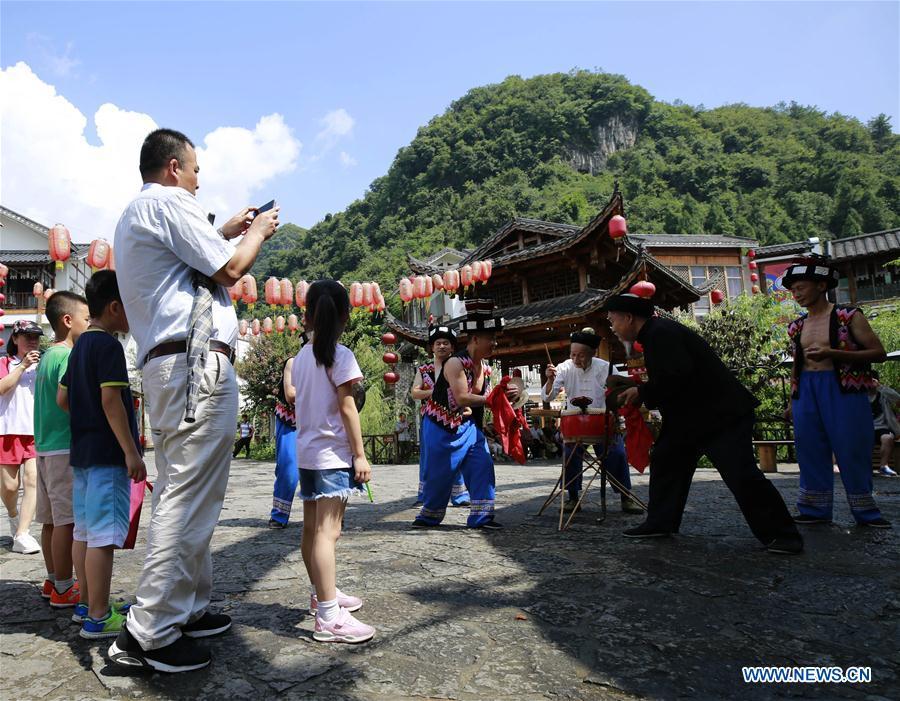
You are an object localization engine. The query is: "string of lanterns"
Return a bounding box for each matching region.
[397,259,493,304]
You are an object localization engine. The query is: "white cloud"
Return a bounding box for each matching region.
[26,33,81,78]
[0,62,301,242]
[314,108,355,151]
[339,151,358,168]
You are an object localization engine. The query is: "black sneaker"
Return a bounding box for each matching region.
[623,522,672,539]
[473,519,503,531]
[857,517,892,529]
[793,514,832,525]
[268,519,286,529]
[766,536,804,555]
[181,612,232,638]
[411,519,439,529]
[109,626,210,673]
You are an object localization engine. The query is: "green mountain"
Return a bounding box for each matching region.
[258,70,899,286]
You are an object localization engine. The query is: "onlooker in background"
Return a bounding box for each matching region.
[870,379,899,477]
[395,412,411,463]
[234,414,254,459]
[0,320,44,554]
[270,357,298,527]
[34,291,90,608]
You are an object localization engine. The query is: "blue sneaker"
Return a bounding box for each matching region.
[80,607,127,639]
[72,599,132,624]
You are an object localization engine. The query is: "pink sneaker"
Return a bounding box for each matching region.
[309,592,362,614]
[313,608,375,644]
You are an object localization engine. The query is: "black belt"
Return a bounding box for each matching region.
[144,339,235,366]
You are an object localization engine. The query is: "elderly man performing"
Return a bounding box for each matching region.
[413,300,517,530]
[606,293,803,555]
[109,128,280,672]
[410,325,470,508]
[542,328,642,514]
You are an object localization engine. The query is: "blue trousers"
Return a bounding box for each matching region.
[418,444,470,505]
[563,435,630,498]
[793,371,882,524]
[271,417,298,524]
[417,417,495,527]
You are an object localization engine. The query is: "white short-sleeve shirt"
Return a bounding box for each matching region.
[540,357,619,411]
[114,183,238,368]
[292,343,363,471]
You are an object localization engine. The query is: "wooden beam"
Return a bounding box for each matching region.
[492,338,571,358]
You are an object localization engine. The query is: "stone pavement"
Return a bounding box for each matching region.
[1,455,898,700]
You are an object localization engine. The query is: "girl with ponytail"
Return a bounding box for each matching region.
[290,280,375,644]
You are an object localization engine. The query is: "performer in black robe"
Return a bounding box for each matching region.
[604,293,803,554]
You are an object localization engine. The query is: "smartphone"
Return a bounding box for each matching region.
[251,200,276,219]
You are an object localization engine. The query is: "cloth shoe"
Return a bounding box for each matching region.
[473,519,503,531]
[878,465,898,477]
[793,514,832,525]
[857,517,892,529]
[80,607,127,639]
[312,608,375,644]
[267,519,287,529]
[12,532,41,554]
[310,591,362,615]
[766,536,804,555]
[623,522,672,538]
[109,624,211,673]
[181,611,232,638]
[621,496,644,514]
[50,582,81,608]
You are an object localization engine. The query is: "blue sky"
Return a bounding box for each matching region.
[1,1,897,239]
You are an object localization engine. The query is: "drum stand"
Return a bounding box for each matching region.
[537,417,647,531]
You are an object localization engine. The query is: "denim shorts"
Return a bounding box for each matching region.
[299,467,364,501]
[72,466,130,548]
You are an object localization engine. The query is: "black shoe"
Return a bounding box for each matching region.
[473,519,503,531]
[109,625,210,673]
[181,612,232,638]
[621,497,644,514]
[766,536,804,555]
[857,517,892,529]
[412,499,423,507]
[793,514,832,525]
[268,519,286,529]
[623,522,672,538]
[450,500,471,508]
[411,519,439,529]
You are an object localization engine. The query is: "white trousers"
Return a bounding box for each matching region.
[127,352,238,650]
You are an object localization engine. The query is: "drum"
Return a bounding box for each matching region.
[560,408,608,442]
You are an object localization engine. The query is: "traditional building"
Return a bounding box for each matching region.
[385,189,703,369]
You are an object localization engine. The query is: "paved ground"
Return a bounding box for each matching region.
[1,455,898,701]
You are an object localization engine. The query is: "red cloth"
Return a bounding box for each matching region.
[486,376,526,465]
[123,480,152,550]
[620,404,653,473]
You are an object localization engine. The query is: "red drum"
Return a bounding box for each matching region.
[560,409,609,442]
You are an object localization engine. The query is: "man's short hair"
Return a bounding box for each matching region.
[85,270,122,318]
[45,290,88,335]
[139,128,194,179]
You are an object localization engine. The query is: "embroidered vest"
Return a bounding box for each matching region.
[787,305,877,398]
[423,351,491,431]
[417,363,436,417]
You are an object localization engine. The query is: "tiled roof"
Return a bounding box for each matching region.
[462,218,581,264]
[0,206,49,237]
[0,244,87,266]
[630,234,757,248]
[754,241,815,259]
[830,229,900,261]
[407,248,470,274]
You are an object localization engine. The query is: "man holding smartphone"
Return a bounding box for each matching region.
[109,128,279,673]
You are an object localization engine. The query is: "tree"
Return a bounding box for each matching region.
[867,113,894,152]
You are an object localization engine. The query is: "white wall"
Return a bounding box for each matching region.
[0,212,47,250]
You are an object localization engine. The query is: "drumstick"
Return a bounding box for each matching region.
[544,343,553,364]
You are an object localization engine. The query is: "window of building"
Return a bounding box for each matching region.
[725,266,744,298]
[527,269,579,303]
[484,281,523,309]
[691,266,710,316]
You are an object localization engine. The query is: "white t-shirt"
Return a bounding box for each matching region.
[0,358,37,436]
[114,183,238,368]
[239,422,252,438]
[292,343,363,471]
[540,357,620,411]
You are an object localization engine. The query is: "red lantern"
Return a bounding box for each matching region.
[632,341,644,354]
[444,269,460,293]
[609,215,627,240]
[375,293,386,313]
[383,351,398,365]
[275,315,286,333]
[362,282,374,307]
[44,288,55,300]
[0,263,7,280]
[412,276,427,300]
[48,224,71,270]
[472,261,485,283]
[483,260,493,281]
[33,281,44,298]
[295,280,309,308]
[752,284,760,295]
[239,319,249,336]
[108,246,116,271]
[288,313,299,333]
[251,318,261,336]
[424,276,434,297]
[710,289,724,305]
[381,332,396,346]
[750,273,759,282]
[87,238,111,271]
[228,282,242,305]
[383,371,399,384]
[748,260,758,271]
[242,275,258,308]
[280,279,293,308]
[263,317,273,335]
[460,264,474,289]
[264,277,281,306]
[747,249,756,259]
[630,281,656,299]
[349,282,363,308]
[432,273,444,291]
[399,278,414,303]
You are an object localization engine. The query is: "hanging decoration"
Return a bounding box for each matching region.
[295,280,309,309]
[87,238,112,271]
[241,275,258,310]
[48,224,71,270]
